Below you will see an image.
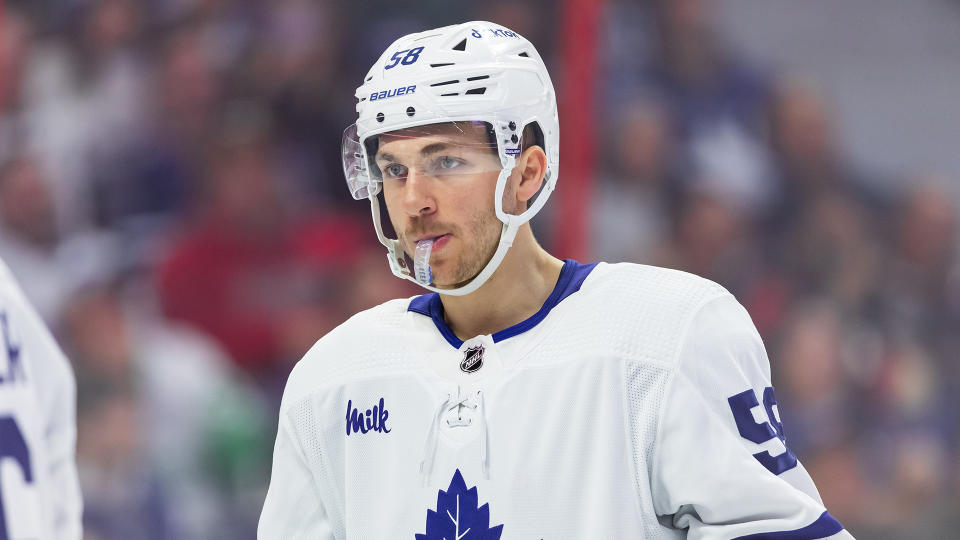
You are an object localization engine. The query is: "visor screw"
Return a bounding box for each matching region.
[406,106,416,117]
[376,112,385,122]
[510,134,519,143]
[508,121,517,131]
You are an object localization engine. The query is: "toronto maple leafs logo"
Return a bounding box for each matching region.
[416,469,503,540]
[460,345,484,374]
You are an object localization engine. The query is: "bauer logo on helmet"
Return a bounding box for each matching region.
[369,85,417,102]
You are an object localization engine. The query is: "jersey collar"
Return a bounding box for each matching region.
[408,259,598,349]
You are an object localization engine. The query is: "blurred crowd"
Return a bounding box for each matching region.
[596,1,960,537]
[0,0,957,538]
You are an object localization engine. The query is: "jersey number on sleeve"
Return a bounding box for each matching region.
[0,416,33,540]
[727,387,798,475]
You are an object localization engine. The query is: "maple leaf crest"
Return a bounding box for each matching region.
[416,469,503,540]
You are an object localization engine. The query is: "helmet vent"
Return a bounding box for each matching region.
[465,87,486,95]
[466,75,489,81]
[517,51,530,57]
[430,63,455,68]
[441,92,458,97]
[452,38,467,51]
[430,80,459,87]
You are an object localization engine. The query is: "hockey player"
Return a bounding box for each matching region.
[0,256,83,539]
[260,21,853,539]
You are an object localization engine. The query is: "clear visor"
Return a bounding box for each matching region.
[342,123,374,199]
[342,121,509,200]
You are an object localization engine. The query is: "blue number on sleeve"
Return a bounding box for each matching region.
[0,416,34,540]
[727,387,798,475]
[762,386,789,442]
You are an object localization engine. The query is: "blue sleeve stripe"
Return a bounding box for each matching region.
[732,511,844,540]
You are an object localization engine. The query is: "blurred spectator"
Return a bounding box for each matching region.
[645,0,769,129]
[685,118,774,216]
[0,154,116,322]
[79,0,149,153]
[591,98,674,263]
[879,181,958,338]
[247,0,349,202]
[801,441,871,527]
[738,78,889,335]
[602,0,776,231]
[77,379,172,540]
[156,26,222,149]
[655,188,759,295]
[876,181,960,448]
[784,192,881,310]
[86,15,194,233]
[0,11,30,161]
[16,0,148,232]
[0,157,59,251]
[853,430,954,536]
[773,300,857,458]
[64,283,272,539]
[644,0,772,207]
[157,105,370,384]
[763,78,886,244]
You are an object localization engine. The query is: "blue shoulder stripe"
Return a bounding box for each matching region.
[407,259,598,349]
[732,511,844,540]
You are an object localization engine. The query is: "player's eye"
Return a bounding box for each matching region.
[382,163,408,179]
[432,156,465,174]
[439,156,461,169]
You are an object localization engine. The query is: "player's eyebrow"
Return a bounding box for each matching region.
[418,142,451,156]
[376,142,454,163]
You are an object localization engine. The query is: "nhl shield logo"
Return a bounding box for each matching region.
[460,345,484,374]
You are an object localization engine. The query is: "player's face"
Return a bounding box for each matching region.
[376,123,505,288]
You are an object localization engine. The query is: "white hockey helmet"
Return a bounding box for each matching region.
[342,21,559,296]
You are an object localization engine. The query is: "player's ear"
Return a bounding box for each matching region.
[514,144,547,205]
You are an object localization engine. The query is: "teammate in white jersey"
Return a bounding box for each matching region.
[0,256,82,540]
[260,21,853,539]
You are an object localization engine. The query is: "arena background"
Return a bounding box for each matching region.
[1,0,958,537]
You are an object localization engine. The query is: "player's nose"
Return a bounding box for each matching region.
[401,168,437,217]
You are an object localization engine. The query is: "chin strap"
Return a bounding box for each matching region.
[433,222,518,296]
[368,192,521,297]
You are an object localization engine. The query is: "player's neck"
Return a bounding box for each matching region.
[439,226,564,342]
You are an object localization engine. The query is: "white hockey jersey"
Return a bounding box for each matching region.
[0,258,83,540]
[260,261,852,539]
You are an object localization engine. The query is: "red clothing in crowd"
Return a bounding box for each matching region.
[157,211,368,373]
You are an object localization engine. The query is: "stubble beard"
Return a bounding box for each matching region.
[447,210,501,288]
[399,209,501,289]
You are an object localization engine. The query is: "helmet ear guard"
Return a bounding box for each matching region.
[343,21,559,296]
